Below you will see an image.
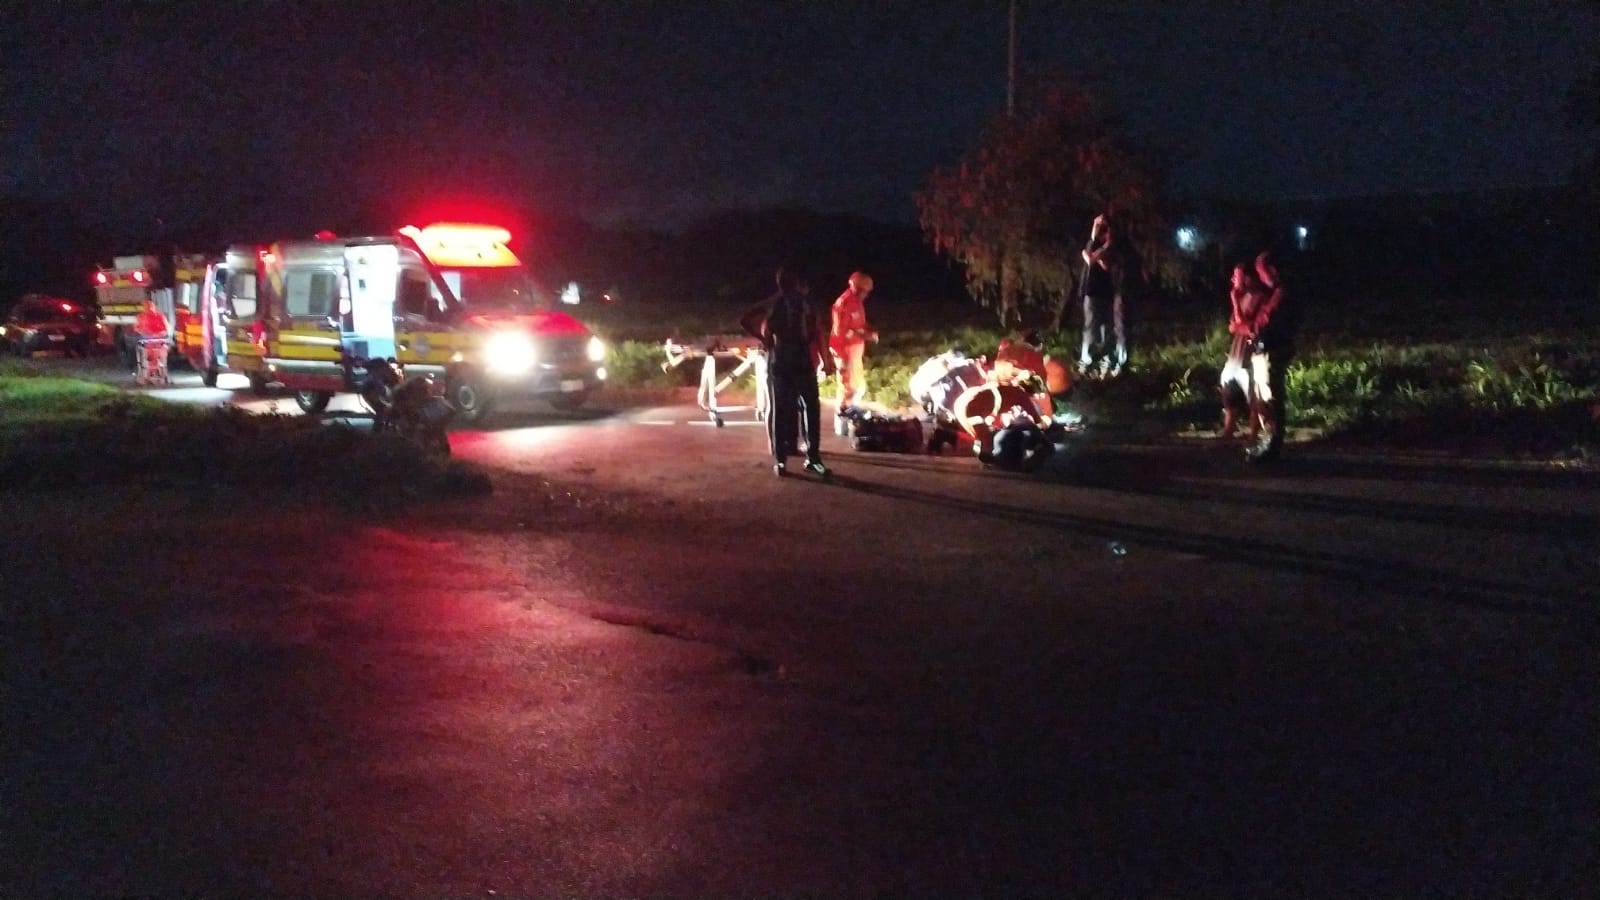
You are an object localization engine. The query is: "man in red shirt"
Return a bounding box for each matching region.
[829,271,876,435]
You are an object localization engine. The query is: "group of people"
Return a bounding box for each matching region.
[740,268,876,477]
[740,210,1296,476]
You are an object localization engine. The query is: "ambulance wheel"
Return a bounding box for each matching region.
[201,365,219,388]
[248,372,271,396]
[448,377,494,423]
[294,389,332,414]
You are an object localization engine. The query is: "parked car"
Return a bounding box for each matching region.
[1,294,100,357]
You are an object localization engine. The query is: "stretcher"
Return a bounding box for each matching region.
[662,334,769,427]
[134,337,172,386]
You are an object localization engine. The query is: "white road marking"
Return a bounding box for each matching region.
[688,420,764,427]
[635,420,677,425]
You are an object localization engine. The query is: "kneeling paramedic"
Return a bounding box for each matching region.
[742,269,833,478]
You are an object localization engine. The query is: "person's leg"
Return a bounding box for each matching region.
[1111,291,1127,372]
[767,367,798,465]
[834,340,864,435]
[1219,358,1247,436]
[798,369,827,473]
[1079,296,1097,368]
[1267,352,1290,455]
[1247,351,1279,460]
[835,341,862,410]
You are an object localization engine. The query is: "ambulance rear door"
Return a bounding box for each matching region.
[340,243,399,363]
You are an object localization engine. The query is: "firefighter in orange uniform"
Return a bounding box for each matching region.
[132,300,171,383]
[829,271,876,435]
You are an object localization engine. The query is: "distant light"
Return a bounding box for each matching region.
[561,282,581,305]
[60,302,74,312]
[595,366,607,382]
[1175,227,1199,252]
[1296,226,1309,239]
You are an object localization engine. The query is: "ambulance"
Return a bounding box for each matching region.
[94,253,211,357]
[179,224,607,420]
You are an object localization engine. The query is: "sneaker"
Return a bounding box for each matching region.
[1245,434,1280,463]
[774,461,788,477]
[803,459,831,477]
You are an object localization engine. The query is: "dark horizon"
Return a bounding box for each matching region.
[3,0,1596,241]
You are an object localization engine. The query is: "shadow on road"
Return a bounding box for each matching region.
[819,449,1600,620]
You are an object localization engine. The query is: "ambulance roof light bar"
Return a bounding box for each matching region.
[399,222,519,268]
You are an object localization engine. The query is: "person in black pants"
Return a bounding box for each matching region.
[741,269,833,478]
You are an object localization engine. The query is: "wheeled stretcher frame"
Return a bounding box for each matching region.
[663,335,769,427]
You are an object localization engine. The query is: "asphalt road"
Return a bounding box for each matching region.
[3,363,1599,897]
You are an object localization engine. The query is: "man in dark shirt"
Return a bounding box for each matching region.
[741,269,833,478]
[1078,213,1130,377]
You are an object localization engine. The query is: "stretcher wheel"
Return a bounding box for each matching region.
[711,411,724,427]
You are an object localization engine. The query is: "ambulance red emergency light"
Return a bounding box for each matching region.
[92,255,157,352]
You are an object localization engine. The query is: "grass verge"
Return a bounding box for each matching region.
[0,362,492,503]
[595,323,1600,460]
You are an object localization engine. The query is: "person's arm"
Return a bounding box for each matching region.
[811,305,835,374]
[739,297,772,342]
[1253,285,1282,332]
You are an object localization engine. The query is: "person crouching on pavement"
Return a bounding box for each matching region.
[994,328,1050,412]
[1220,263,1263,441]
[741,268,833,478]
[829,270,876,435]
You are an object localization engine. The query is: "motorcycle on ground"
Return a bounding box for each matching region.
[350,356,455,456]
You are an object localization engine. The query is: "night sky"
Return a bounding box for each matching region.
[3,0,1595,238]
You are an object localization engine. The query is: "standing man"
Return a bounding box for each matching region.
[829,271,876,435]
[1247,251,1295,462]
[1078,213,1129,377]
[741,268,833,478]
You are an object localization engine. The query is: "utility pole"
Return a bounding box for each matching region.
[1007,0,1018,116]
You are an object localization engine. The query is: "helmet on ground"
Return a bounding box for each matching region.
[847,271,874,293]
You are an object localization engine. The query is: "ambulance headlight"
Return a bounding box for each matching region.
[586,335,606,362]
[484,331,536,375]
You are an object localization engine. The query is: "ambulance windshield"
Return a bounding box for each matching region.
[440,267,550,313]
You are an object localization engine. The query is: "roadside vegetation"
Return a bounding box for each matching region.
[587,306,1600,461]
[0,359,491,502]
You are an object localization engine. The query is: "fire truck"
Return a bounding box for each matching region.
[179,223,607,420]
[94,252,210,358]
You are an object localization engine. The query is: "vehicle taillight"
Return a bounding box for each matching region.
[94,272,109,285]
[131,270,146,284]
[60,302,74,312]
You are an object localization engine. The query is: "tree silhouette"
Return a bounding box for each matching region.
[915,80,1173,330]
